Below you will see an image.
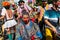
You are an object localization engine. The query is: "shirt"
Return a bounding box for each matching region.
[16,21,42,40]
[44,9,60,27]
[17,4,31,16]
[1,8,14,20]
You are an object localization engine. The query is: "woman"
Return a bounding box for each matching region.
[1,1,17,40]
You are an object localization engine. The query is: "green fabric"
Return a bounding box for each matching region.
[8,34,12,40]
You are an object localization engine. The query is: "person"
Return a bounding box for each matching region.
[44,0,60,40]
[34,7,45,40]
[16,11,42,40]
[0,1,17,40]
[16,0,32,24]
[57,0,60,12]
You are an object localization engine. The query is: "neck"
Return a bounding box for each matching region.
[6,8,10,10]
[26,22,30,26]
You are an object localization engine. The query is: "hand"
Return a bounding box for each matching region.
[52,27,57,33]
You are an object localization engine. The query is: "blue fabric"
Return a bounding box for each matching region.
[36,31,43,39]
[25,21,33,30]
[58,11,60,17]
[44,10,59,19]
[19,21,42,39]
[44,9,60,27]
[17,36,23,40]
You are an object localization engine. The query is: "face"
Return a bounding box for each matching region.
[54,1,60,11]
[42,2,47,7]
[21,2,24,5]
[53,2,58,8]
[22,15,29,24]
[57,1,60,6]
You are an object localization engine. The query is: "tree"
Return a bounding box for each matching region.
[36,0,42,6]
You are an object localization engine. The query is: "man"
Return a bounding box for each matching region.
[17,0,32,19]
[16,11,42,40]
[44,0,60,40]
[16,0,32,24]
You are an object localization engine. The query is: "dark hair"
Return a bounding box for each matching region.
[42,0,46,2]
[4,5,10,9]
[22,9,26,13]
[52,0,58,3]
[48,1,53,4]
[21,1,25,3]
[22,11,29,17]
[18,0,25,6]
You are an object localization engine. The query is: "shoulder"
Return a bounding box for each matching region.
[31,21,38,27]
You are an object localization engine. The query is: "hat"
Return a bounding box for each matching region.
[2,1,10,6]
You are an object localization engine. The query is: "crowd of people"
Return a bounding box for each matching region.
[0,0,60,40]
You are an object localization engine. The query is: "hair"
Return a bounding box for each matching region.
[52,0,58,4]
[4,5,10,9]
[21,1,25,3]
[22,11,29,17]
[18,0,25,5]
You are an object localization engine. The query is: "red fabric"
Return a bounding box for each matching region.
[31,18,35,22]
[31,36,35,40]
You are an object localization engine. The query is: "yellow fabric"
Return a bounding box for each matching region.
[0,37,3,40]
[45,28,53,40]
[2,24,4,32]
[45,4,49,10]
[38,6,45,22]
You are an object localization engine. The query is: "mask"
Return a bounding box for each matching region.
[23,20,29,24]
[20,5,24,9]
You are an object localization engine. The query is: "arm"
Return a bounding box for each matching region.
[45,19,57,33]
[38,6,44,22]
[0,16,4,20]
[44,10,57,33]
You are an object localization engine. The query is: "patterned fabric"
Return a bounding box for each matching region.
[16,21,42,40]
